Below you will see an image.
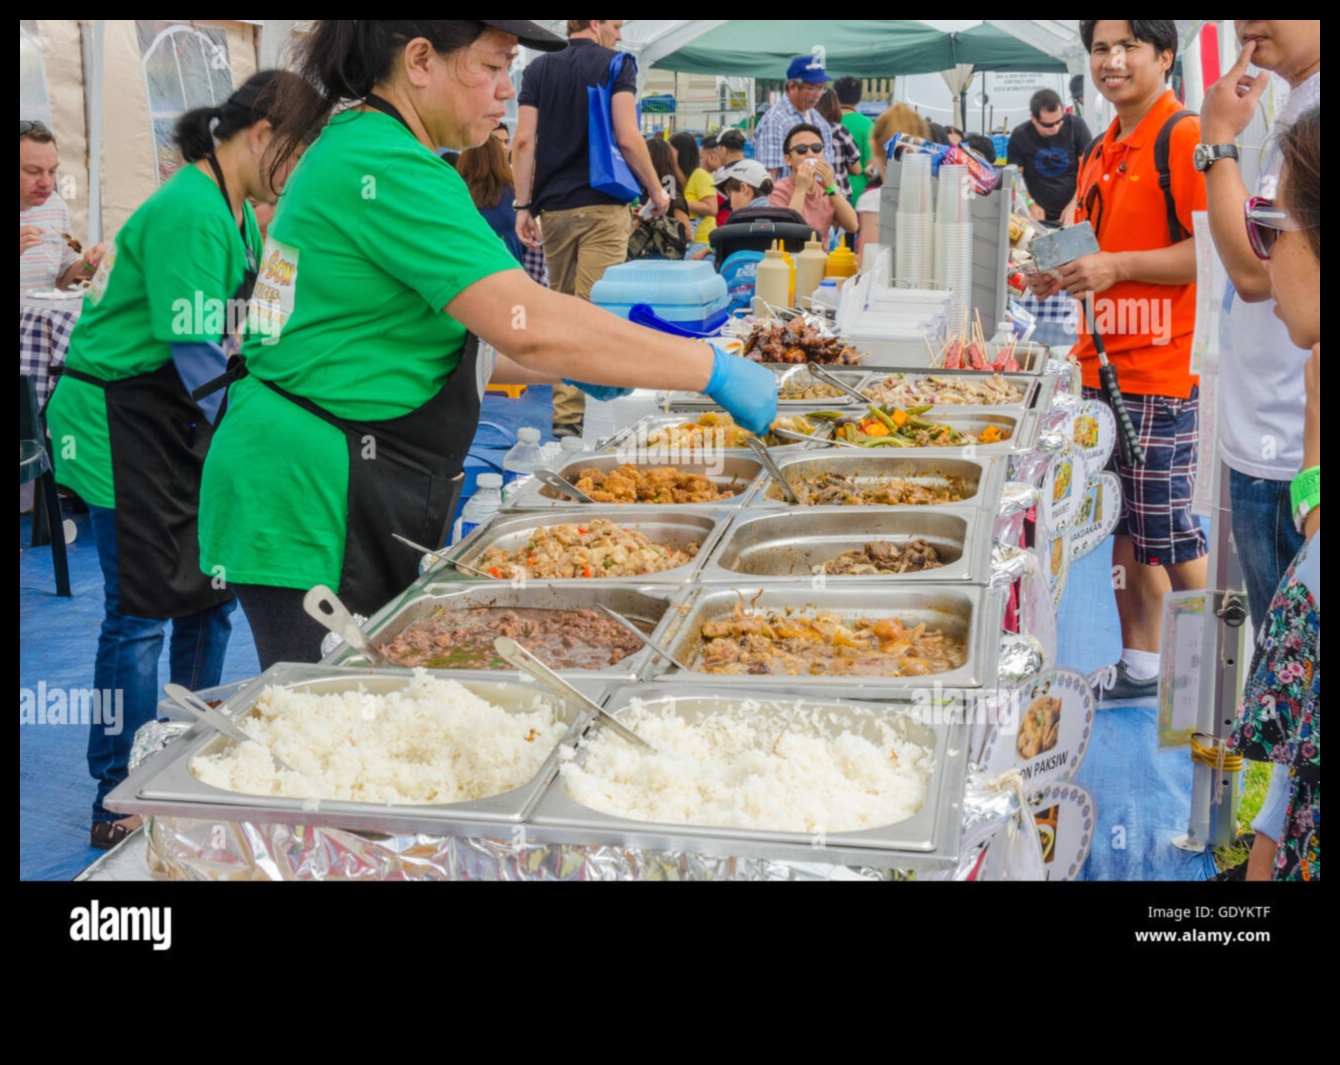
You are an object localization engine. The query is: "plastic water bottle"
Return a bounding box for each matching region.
[501,427,545,504]
[559,436,589,462]
[810,279,840,318]
[451,473,503,546]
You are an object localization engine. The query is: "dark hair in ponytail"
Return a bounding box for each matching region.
[269,21,489,173]
[176,69,324,182]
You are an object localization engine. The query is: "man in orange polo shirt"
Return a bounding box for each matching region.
[1031,20,1209,703]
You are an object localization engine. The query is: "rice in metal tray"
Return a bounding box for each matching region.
[190,670,567,805]
[558,698,933,834]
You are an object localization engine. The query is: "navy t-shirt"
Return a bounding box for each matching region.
[518,38,639,214]
[478,185,525,264]
[1007,114,1093,220]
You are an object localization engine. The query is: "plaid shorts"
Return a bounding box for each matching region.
[1083,386,1208,567]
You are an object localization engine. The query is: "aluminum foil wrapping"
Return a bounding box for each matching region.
[1043,356,1083,396]
[998,633,1047,685]
[989,541,1034,589]
[1041,390,1081,437]
[145,818,912,882]
[922,770,1046,881]
[1008,429,1067,488]
[129,720,194,773]
[993,481,1039,545]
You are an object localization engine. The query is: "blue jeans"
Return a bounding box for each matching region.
[86,505,235,823]
[1229,470,1305,637]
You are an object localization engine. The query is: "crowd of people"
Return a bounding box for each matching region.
[19,19,1318,881]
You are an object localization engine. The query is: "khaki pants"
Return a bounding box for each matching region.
[538,204,631,426]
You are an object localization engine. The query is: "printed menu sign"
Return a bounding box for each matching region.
[982,668,1095,792]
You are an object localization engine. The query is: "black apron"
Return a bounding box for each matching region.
[198,95,482,616]
[61,155,257,620]
[249,345,479,617]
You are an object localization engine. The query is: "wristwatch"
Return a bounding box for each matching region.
[1292,466,1320,534]
[1193,144,1240,172]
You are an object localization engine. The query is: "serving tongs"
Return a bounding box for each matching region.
[391,532,494,579]
[596,605,694,673]
[805,362,872,405]
[302,584,387,666]
[493,637,653,750]
[746,437,801,505]
[533,469,596,504]
[163,684,297,774]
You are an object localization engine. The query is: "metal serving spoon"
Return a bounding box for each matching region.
[596,605,694,673]
[163,684,297,774]
[302,585,387,666]
[746,436,801,505]
[493,637,653,750]
[533,469,596,504]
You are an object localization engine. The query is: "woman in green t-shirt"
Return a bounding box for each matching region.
[197,20,778,668]
[45,71,316,850]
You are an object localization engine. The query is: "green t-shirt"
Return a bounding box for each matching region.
[46,165,260,508]
[198,110,521,592]
[683,167,718,245]
[842,110,875,202]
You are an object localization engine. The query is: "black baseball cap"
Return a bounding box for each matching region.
[482,21,567,51]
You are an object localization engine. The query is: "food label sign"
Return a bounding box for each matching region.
[1030,782,1096,882]
[982,668,1094,791]
[1069,472,1123,562]
[1072,399,1117,482]
[1038,443,1081,536]
[1035,529,1070,608]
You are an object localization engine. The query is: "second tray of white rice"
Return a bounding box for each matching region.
[558,697,934,834]
[190,671,568,805]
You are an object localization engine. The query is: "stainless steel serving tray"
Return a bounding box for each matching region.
[528,683,971,869]
[647,584,1006,692]
[442,508,730,586]
[697,506,993,585]
[658,366,874,411]
[107,665,606,832]
[322,583,688,683]
[747,452,1008,512]
[858,370,1049,411]
[503,454,766,512]
[600,413,818,455]
[802,409,1040,456]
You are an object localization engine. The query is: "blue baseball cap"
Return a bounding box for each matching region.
[786,55,829,84]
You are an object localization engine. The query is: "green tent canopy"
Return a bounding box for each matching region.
[653,20,1067,77]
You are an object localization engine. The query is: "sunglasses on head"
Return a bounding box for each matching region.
[1245,196,1311,260]
[20,119,48,137]
[788,142,825,156]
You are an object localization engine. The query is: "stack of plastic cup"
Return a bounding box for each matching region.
[934,164,973,326]
[895,153,936,289]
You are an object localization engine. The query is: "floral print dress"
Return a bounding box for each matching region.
[1232,534,1321,881]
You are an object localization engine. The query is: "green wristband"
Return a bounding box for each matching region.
[1291,465,1320,533]
[824,184,839,197]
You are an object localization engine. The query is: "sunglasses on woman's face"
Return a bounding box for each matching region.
[788,143,825,156]
[1245,196,1309,260]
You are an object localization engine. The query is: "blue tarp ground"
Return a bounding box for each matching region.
[19,384,1214,883]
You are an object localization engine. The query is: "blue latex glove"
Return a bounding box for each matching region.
[563,379,633,402]
[703,345,778,436]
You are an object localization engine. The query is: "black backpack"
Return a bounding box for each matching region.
[1080,109,1194,243]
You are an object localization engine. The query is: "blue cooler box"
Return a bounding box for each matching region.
[591,261,730,335]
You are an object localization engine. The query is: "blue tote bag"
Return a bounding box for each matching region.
[588,53,641,201]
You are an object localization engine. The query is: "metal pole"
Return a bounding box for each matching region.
[80,20,105,245]
[1176,459,1247,852]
